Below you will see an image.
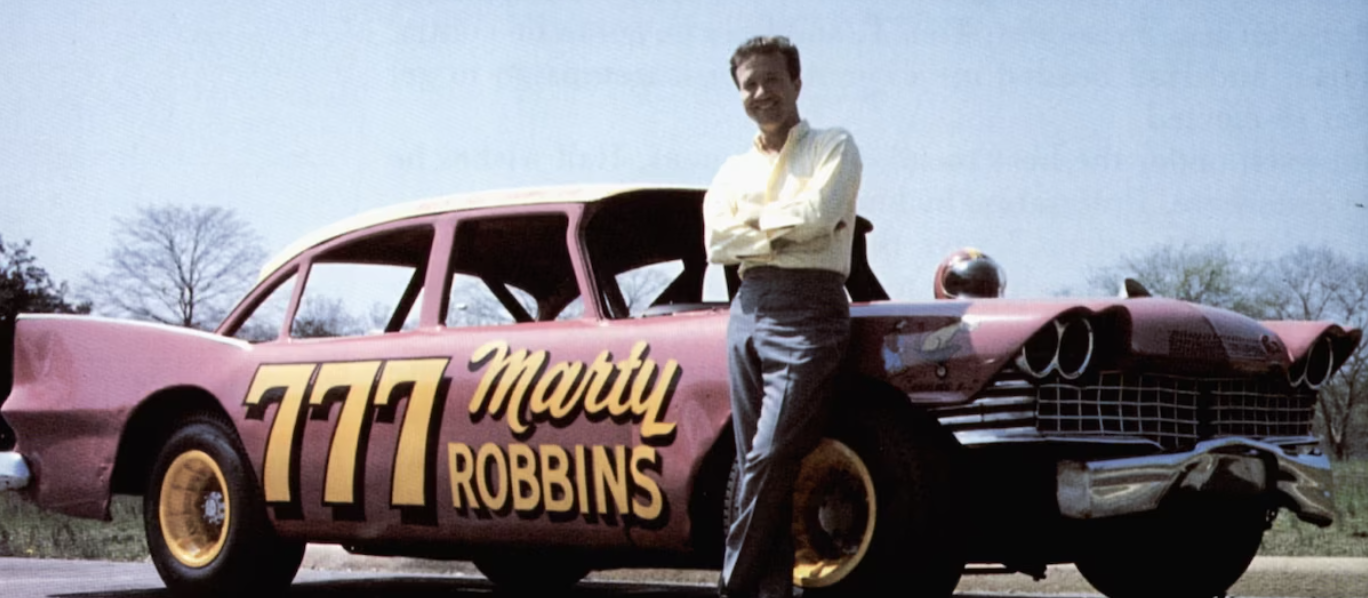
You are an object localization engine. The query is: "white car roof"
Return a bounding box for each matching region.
[257,183,700,282]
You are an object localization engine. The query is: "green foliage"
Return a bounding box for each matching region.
[0,493,146,561]
[1261,460,1368,557]
[0,235,90,318]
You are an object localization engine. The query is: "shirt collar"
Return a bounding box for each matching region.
[751,119,810,154]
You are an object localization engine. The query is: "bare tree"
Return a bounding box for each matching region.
[85,205,265,330]
[447,276,535,327]
[292,294,363,339]
[1261,247,1368,459]
[445,264,675,325]
[1327,261,1368,458]
[1087,243,1272,317]
[1094,243,1367,458]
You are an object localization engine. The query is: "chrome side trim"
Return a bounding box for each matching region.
[0,452,31,491]
[949,428,1164,448]
[951,427,1043,445]
[938,411,1036,428]
[1057,437,1334,526]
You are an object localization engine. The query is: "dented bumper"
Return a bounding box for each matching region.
[1056,437,1335,526]
[0,451,31,491]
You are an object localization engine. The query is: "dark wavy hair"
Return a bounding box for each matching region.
[729,36,801,87]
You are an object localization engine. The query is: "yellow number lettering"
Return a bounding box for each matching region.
[375,358,450,507]
[309,361,382,505]
[243,363,317,503]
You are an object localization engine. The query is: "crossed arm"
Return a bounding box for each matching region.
[704,132,861,264]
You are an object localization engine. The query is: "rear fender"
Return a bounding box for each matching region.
[1,315,15,450]
[110,387,233,496]
[3,314,251,519]
[1259,321,1362,375]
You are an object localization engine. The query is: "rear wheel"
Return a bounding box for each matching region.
[144,417,304,598]
[726,406,965,598]
[1075,499,1269,598]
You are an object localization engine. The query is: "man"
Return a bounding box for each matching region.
[704,36,862,598]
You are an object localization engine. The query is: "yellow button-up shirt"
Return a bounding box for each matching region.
[703,120,863,278]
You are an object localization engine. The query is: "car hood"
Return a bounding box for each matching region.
[847,297,1361,406]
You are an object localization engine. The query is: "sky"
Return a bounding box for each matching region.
[3,0,1366,303]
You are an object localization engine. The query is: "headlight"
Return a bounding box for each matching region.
[1056,318,1094,380]
[1018,325,1059,377]
[1287,352,1308,387]
[1302,336,1335,389]
[1016,316,1094,380]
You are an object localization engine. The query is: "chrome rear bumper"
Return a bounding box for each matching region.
[1057,437,1334,526]
[0,452,31,491]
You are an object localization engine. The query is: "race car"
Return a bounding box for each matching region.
[0,184,1360,598]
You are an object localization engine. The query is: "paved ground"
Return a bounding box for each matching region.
[0,546,1362,598]
[304,546,1368,598]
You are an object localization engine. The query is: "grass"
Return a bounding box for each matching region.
[1261,459,1368,557]
[0,460,1363,561]
[0,493,147,561]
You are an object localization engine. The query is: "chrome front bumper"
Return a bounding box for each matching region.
[1057,437,1335,526]
[0,452,31,491]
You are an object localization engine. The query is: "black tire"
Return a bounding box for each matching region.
[144,416,304,598]
[474,554,591,595]
[1075,498,1269,598]
[724,405,965,598]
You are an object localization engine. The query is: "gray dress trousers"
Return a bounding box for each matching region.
[722,266,850,598]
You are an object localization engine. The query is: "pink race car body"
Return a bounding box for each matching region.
[1,185,1360,598]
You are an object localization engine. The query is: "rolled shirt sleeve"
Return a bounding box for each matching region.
[704,159,774,264]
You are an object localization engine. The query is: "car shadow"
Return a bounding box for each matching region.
[53,576,723,598]
[53,576,1092,598]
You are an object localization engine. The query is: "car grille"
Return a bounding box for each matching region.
[940,368,1317,451]
[1038,373,1203,450]
[1208,378,1318,439]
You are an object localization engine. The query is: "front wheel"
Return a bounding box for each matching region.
[1075,499,1269,598]
[144,417,304,598]
[726,407,965,598]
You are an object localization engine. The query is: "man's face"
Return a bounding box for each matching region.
[734,53,801,132]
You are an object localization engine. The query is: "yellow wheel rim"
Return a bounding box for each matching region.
[159,449,231,568]
[792,439,876,588]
